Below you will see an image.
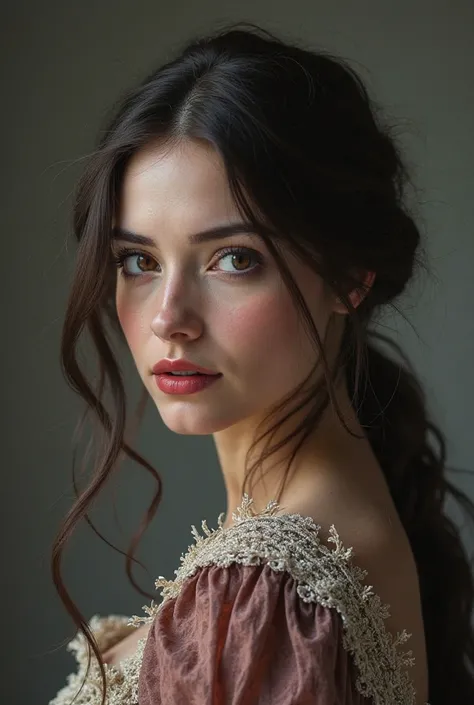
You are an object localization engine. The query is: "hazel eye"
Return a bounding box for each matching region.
[217,251,252,272]
[212,247,262,276]
[111,244,263,280]
[112,249,158,278]
[129,253,157,273]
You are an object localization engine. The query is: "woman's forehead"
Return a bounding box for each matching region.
[117,140,239,232]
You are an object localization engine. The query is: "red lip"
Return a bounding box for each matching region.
[152,358,220,375]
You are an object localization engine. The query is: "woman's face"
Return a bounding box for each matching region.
[112,138,339,436]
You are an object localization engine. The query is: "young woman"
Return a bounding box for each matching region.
[49,22,474,705]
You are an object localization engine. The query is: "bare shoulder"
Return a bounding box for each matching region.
[346,516,429,705]
[281,493,429,703]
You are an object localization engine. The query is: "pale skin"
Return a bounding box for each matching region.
[103,137,428,703]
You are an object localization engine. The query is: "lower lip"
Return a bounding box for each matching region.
[155,373,223,395]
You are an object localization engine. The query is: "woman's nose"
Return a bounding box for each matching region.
[149,285,203,342]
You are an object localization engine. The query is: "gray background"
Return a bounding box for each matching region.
[2,1,473,703]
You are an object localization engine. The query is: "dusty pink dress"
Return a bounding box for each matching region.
[49,494,428,705]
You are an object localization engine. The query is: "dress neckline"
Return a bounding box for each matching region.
[51,493,430,705]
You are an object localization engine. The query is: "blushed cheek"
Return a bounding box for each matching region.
[221,292,301,357]
[116,298,145,350]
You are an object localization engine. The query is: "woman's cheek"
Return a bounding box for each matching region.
[220,291,300,351]
[116,297,145,349]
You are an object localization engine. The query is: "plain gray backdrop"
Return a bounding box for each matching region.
[1,1,473,703]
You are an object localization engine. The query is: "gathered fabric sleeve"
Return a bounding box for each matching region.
[48,495,426,705]
[138,561,370,705]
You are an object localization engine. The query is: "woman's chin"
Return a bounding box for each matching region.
[158,411,236,436]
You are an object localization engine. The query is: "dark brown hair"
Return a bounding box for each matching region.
[52,21,474,704]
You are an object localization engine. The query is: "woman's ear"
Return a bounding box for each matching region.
[333,271,376,314]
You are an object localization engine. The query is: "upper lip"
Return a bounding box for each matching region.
[152,359,221,375]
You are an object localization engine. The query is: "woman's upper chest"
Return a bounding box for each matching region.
[101,622,151,668]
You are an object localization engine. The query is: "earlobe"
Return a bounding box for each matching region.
[334,271,376,314]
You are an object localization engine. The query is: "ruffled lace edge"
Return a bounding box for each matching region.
[129,493,429,705]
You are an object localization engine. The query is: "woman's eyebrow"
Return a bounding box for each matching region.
[111,223,260,246]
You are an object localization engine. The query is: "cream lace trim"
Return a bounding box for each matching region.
[48,614,147,704]
[49,494,429,705]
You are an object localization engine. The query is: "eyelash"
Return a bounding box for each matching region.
[111,245,263,280]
